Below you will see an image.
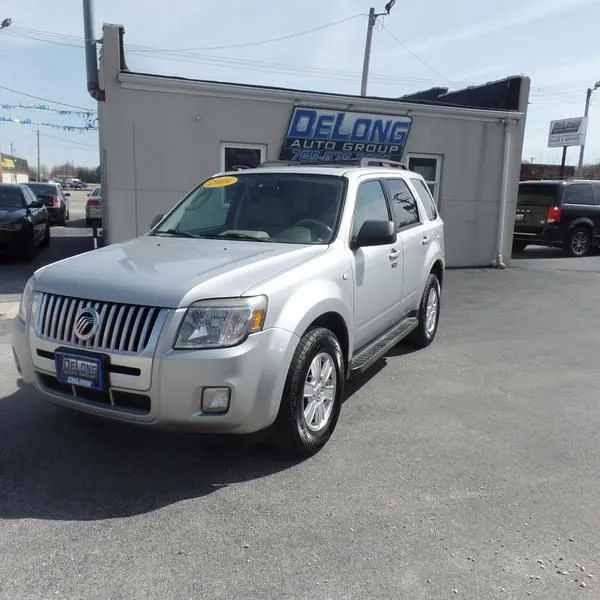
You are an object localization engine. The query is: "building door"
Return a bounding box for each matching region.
[407,154,442,206]
[220,143,267,171]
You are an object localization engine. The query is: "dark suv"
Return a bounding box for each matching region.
[513,180,600,257]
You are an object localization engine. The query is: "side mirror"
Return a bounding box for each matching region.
[150,213,164,229]
[353,220,396,248]
[30,200,44,209]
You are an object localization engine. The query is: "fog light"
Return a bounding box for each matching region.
[201,387,230,413]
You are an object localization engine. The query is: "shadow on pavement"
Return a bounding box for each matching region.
[0,350,397,522]
[512,245,600,261]
[0,386,303,521]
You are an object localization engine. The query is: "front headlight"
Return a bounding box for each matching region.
[174,296,268,349]
[0,222,23,232]
[17,276,35,323]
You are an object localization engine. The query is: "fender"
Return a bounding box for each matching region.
[567,216,594,232]
[275,278,353,362]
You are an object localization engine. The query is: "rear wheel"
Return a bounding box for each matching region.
[564,226,591,257]
[41,224,50,247]
[272,327,344,457]
[404,273,441,349]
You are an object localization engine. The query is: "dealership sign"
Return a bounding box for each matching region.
[548,117,588,148]
[279,107,412,163]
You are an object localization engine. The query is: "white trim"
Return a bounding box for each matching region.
[220,142,267,171]
[117,73,525,124]
[407,153,442,205]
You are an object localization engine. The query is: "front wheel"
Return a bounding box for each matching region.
[41,225,50,247]
[272,327,344,457]
[564,226,591,257]
[404,273,441,348]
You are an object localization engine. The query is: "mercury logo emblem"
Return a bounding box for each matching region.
[73,307,100,341]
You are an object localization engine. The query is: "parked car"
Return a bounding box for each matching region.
[0,183,50,260]
[25,182,70,226]
[513,179,600,257]
[12,160,444,456]
[85,187,102,227]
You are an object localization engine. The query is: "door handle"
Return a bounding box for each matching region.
[421,236,431,246]
[389,249,400,260]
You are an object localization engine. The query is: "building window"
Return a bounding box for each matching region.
[220,143,267,171]
[407,154,441,205]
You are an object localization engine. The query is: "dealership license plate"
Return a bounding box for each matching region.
[55,350,106,391]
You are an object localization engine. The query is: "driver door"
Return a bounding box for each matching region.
[351,180,403,350]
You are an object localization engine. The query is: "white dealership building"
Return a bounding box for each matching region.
[95,23,530,268]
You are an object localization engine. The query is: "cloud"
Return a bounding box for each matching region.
[403,0,600,55]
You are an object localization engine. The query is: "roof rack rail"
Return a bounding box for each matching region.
[258,159,409,169]
[358,158,408,169]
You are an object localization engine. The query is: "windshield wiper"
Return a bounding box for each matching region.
[212,233,269,241]
[154,229,197,238]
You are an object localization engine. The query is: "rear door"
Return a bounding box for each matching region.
[563,183,600,239]
[382,177,429,312]
[514,183,562,233]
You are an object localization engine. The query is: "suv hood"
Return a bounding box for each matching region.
[33,236,327,307]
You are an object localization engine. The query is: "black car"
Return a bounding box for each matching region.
[513,180,600,257]
[0,183,50,260]
[25,182,70,225]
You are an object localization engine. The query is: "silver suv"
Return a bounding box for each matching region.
[12,159,445,456]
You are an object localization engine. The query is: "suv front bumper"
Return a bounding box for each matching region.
[11,311,299,434]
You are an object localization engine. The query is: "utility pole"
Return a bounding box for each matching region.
[9,142,15,183]
[360,1,396,96]
[576,81,600,178]
[36,130,41,181]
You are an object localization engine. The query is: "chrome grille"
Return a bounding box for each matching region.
[35,293,164,354]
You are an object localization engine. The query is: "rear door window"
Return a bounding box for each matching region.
[564,183,595,206]
[517,184,561,208]
[591,183,600,205]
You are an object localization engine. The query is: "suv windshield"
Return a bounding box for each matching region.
[154,172,345,244]
[518,183,561,207]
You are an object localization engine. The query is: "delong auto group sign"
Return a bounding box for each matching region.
[279,107,412,163]
[547,117,588,148]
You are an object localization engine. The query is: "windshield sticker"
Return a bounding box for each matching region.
[203,176,238,188]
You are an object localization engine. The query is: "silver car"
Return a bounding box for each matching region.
[12,160,445,456]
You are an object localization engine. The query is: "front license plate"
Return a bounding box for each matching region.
[55,350,106,391]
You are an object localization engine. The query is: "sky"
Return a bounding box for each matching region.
[1,0,600,170]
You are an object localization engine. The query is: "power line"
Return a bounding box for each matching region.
[0,83,94,111]
[40,131,98,149]
[381,23,451,83]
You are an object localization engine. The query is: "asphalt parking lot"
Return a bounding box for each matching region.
[2,226,600,599]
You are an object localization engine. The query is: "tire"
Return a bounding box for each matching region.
[512,241,527,253]
[564,226,591,257]
[41,224,50,247]
[404,273,441,349]
[86,218,92,227]
[272,327,344,457]
[21,228,36,261]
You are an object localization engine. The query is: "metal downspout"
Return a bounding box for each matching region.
[494,118,512,268]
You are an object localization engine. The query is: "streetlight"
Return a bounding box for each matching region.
[576,80,600,178]
[360,2,396,96]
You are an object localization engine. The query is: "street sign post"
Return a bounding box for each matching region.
[548,117,588,178]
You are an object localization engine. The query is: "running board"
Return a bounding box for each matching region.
[349,317,419,377]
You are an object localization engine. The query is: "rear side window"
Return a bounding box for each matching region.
[410,178,437,221]
[518,184,560,207]
[382,179,420,229]
[565,183,595,206]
